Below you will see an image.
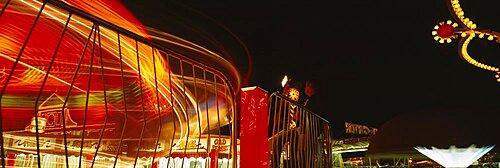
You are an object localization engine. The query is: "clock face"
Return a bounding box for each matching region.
[288,88,300,101]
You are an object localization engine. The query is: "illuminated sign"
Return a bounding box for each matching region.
[174,140,204,150]
[345,122,378,135]
[13,137,56,150]
[26,117,47,133]
[25,93,78,133]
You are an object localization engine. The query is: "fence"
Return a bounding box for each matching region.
[0,0,238,167]
[268,92,332,168]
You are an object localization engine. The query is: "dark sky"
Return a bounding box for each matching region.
[122,0,500,134]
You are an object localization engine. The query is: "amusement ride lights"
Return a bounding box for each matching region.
[0,0,237,166]
[427,1,498,166]
[433,0,500,82]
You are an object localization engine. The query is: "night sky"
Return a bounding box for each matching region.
[123,0,500,136]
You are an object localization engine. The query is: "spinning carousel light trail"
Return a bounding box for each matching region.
[0,0,238,166]
[19,1,234,141]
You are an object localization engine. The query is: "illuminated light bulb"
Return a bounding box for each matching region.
[497,78,500,82]
[447,39,452,43]
[464,18,469,22]
[471,24,477,29]
[434,36,440,41]
[479,34,485,38]
[467,22,473,27]
[281,75,288,87]
[446,20,452,24]
[452,23,458,27]
[458,11,464,16]
[488,36,494,41]
[434,25,440,30]
[439,39,445,43]
[461,32,467,37]
[432,31,437,35]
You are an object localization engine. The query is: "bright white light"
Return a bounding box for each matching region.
[281,75,288,87]
[414,145,495,168]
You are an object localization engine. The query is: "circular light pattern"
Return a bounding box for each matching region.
[432,20,458,43]
[433,0,500,82]
[287,87,300,101]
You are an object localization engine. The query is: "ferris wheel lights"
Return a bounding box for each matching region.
[432,31,437,35]
[452,23,458,27]
[458,11,464,17]
[434,36,440,41]
[439,39,445,43]
[478,33,485,38]
[446,20,452,25]
[471,24,477,29]
[447,39,452,43]
[461,32,467,37]
[434,25,440,30]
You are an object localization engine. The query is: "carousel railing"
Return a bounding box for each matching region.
[268,92,332,168]
[0,0,238,167]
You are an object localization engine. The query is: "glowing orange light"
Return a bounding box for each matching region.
[432,21,458,43]
[287,88,299,101]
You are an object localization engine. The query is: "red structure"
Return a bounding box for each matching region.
[240,87,269,168]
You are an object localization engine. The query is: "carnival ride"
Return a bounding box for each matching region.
[0,0,240,167]
[432,0,500,81]
[428,0,499,166]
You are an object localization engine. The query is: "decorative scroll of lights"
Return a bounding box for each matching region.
[287,88,299,129]
[433,0,500,82]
